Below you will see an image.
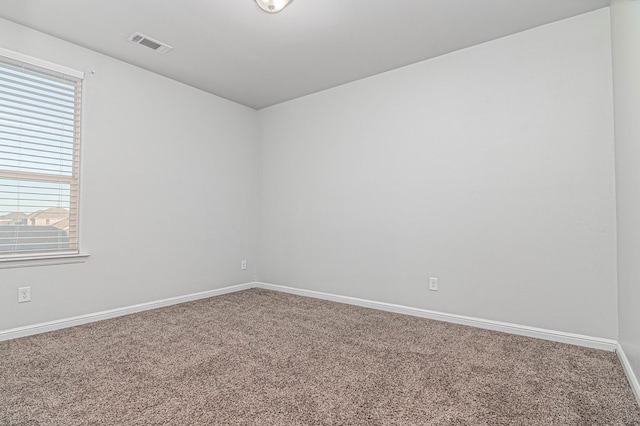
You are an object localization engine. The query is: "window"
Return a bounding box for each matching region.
[0,49,83,259]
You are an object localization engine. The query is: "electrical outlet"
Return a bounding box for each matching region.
[18,286,31,303]
[429,277,438,291]
[241,259,247,270]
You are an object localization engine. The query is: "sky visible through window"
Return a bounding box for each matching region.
[0,179,70,215]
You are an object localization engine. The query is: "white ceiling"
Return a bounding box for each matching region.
[0,0,609,109]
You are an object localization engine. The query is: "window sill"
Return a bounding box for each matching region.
[0,253,90,269]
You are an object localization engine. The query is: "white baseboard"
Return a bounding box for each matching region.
[254,282,618,352]
[0,282,254,342]
[617,344,640,406]
[1,280,619,354]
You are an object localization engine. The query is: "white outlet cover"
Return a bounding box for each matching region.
[18,286,31,303]
[429,277,438,291]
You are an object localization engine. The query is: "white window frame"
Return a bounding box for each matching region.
[0,47,88,268]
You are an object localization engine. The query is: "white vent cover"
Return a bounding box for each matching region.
[127,32,172,54]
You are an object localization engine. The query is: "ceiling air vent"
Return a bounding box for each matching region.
[127,32,172,54]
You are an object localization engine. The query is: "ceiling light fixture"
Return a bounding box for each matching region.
[254,0,293,13]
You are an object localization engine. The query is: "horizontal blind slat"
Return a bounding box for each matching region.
[0,61,78,89]
[0,123,75,141]
[0,104,75,124]
[0,161,73,175]
[0,149,73,163]
[0,189,72,196]
[0,130,75,146]
[0,148,73,162]
[0,94,75,116]
[0,73,75,100]
[0,137,75,153]
[0,110,77,129]
[0,83,75,107]
[0,84,75,107]
[0,116,77,135]
[0,74,76,96]
[0,142,74,157]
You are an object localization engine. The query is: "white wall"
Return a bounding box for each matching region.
[257,9,618,338]
[611,0,640,386]
[0,18,258,330]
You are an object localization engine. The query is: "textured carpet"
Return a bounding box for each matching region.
[1,288,639,425]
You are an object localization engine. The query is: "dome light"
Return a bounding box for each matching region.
[254,0,293,14]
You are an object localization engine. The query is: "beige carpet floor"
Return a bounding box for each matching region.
[1,288,639,425]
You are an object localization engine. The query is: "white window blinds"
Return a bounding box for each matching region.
[0,51,83,257]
